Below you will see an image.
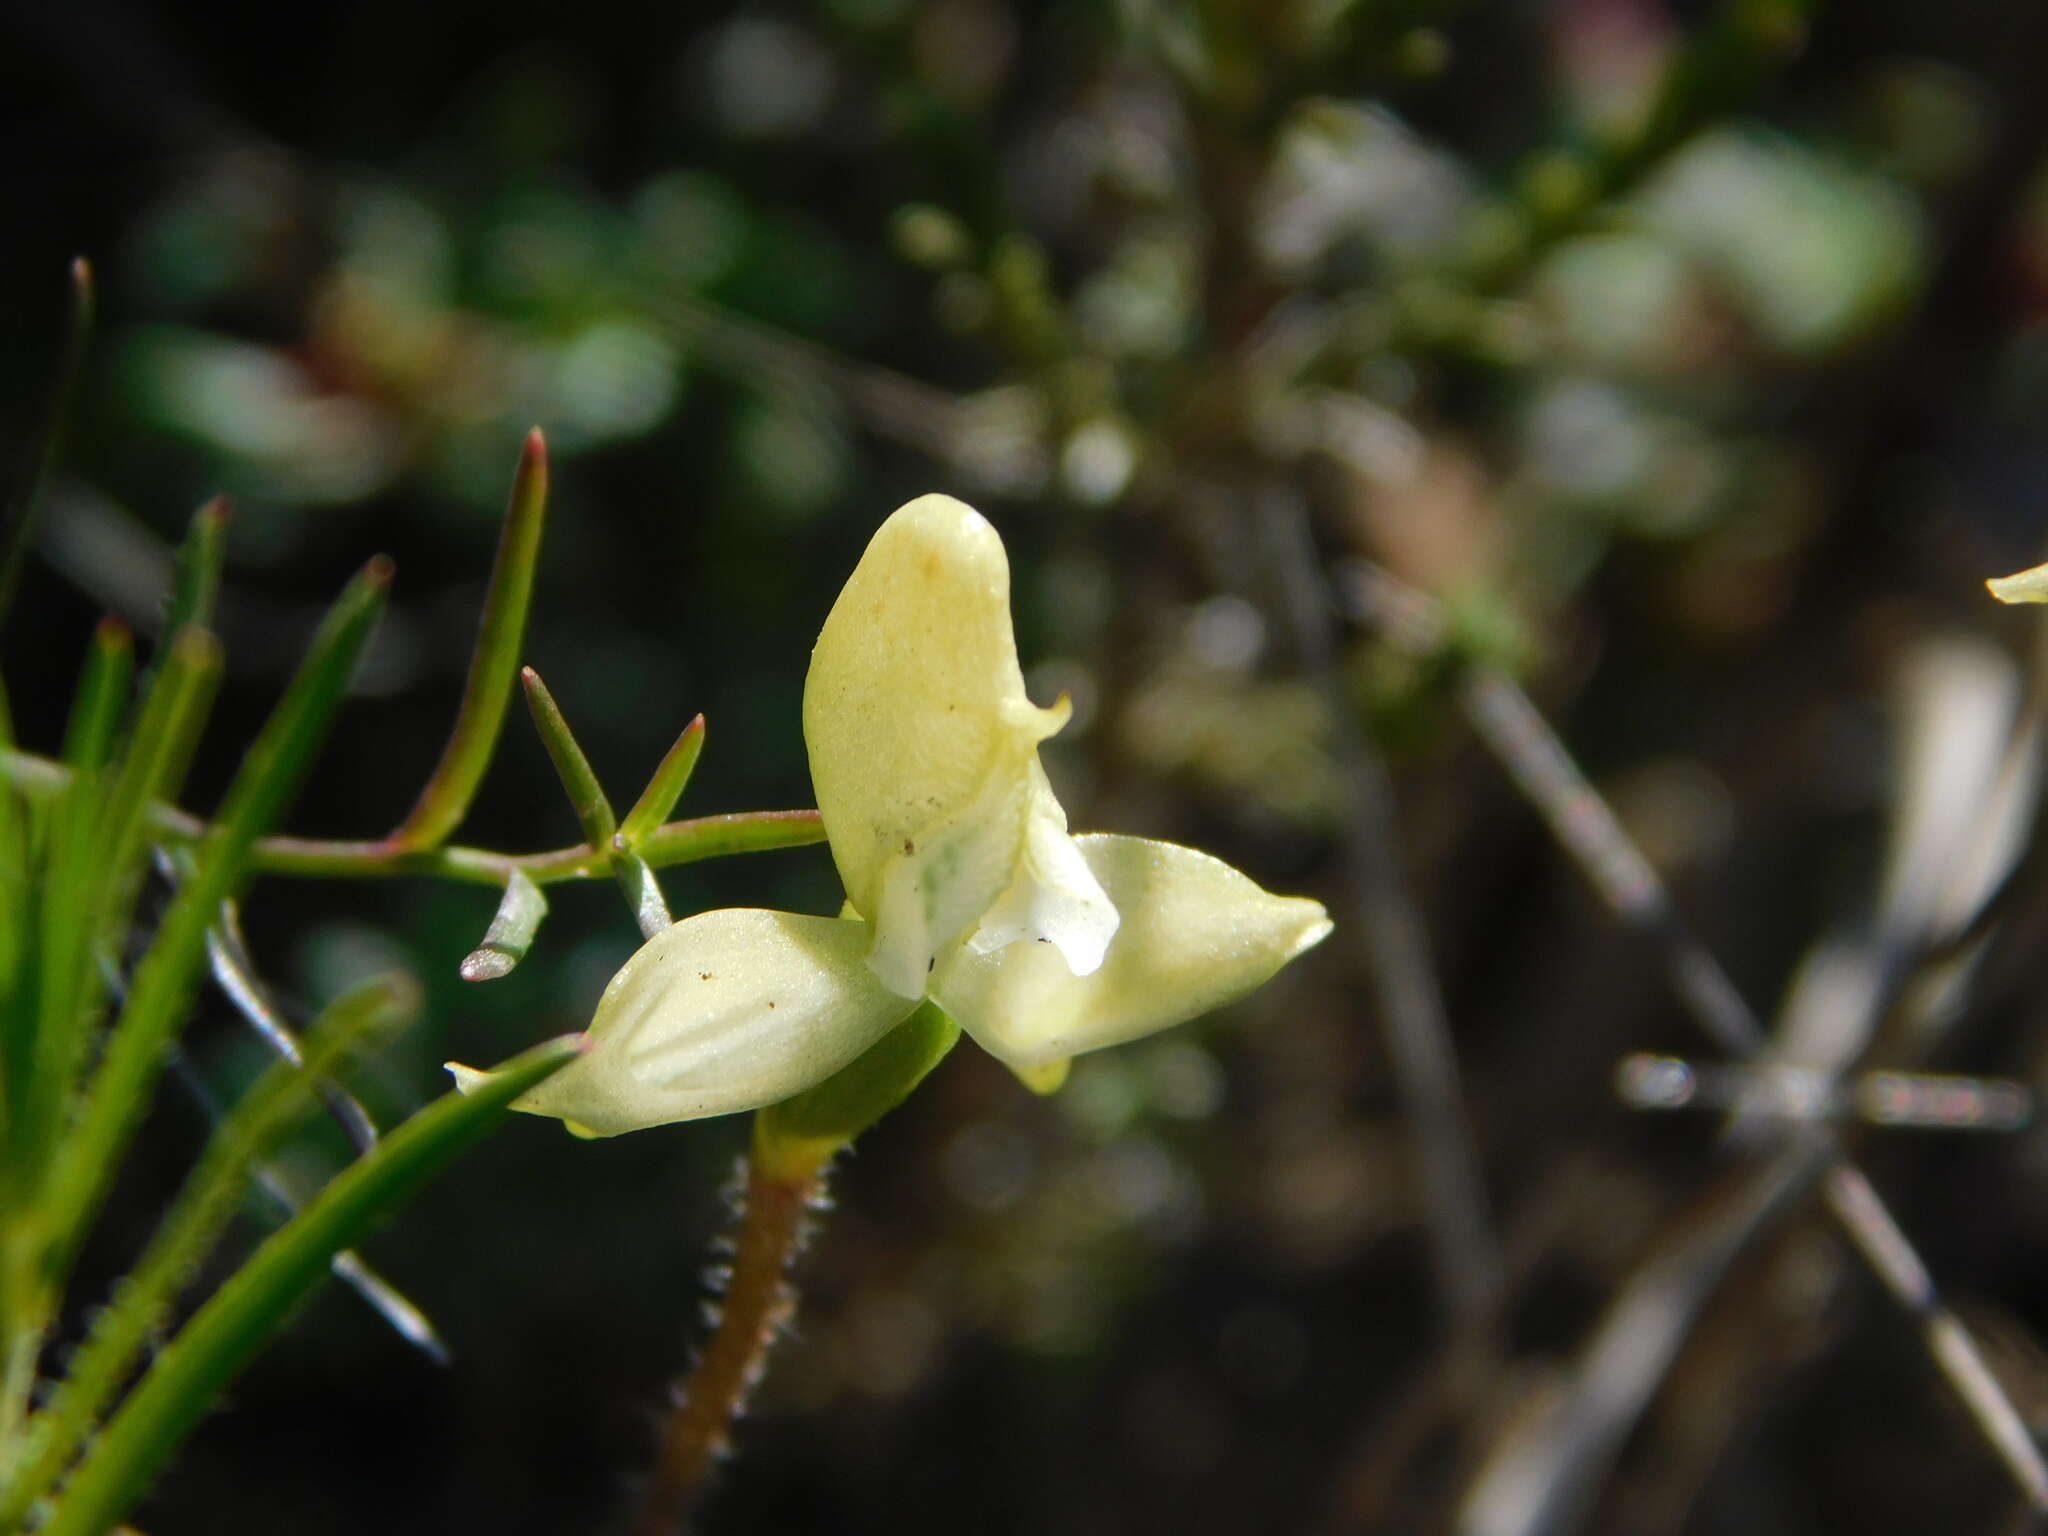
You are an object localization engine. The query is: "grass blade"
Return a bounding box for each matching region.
[156,1046,441,1360]
[59,618,133,774]
[39,1035,578,1536]
[41,560,390,1290]
[93,628,224,928]
[620,714,706,847]
[0,258,94,638]
[0,976,418,1527]
[22,622,139,1157]
[163,496,232,641]
[387,430,549,850]
[0,680,27,1081]
[28,628,222,1182]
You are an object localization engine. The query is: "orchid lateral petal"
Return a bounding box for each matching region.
[934,833,1332,1070]
[450,909,918,1136]
[965,759,1118,977]
[804,494,1068,995]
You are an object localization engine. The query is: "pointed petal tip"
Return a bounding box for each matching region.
[1989,566,2048,605]
[936,837,1332,1071]
[1011,1057,1071,1094]
[1296,907,1336,957]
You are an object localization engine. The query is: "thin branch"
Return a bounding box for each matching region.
[1260,490,1504,1331]
[1460,1142,1822,1536]
[1345,570,2048,1513]
[0,745,822,887]
[153,846,380,1155]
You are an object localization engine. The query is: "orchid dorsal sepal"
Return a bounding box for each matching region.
[804,495,1121,998]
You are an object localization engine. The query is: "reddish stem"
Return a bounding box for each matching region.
[632,1157,820,1536]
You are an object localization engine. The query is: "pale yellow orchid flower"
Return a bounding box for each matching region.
[452,495,1331,1137]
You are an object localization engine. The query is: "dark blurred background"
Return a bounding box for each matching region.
[11,0,2048,1531]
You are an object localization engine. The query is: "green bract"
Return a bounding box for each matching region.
[451,495,1332,1137]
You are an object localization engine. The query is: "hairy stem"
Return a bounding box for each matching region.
[634,1149,821,1536]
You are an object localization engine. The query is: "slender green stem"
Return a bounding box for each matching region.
[0,747,823,885]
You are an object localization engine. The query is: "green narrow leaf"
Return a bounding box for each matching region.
[0,258,94,638]
[28,627,222,1183]
[459,867,549,982]
[0,976,418,1527]
[41,560,391,1292]
[40,1036,579,1536]
[521,666,617,851]
[0,676,26,1008]
[93,626,224,924]
[23,622,138,1171]
[637,808,825,867]
[620,713,706,847]
[204,558,392,854]
[163,496,232,640]
[0,676,36,1162]
[389,430,550,850]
